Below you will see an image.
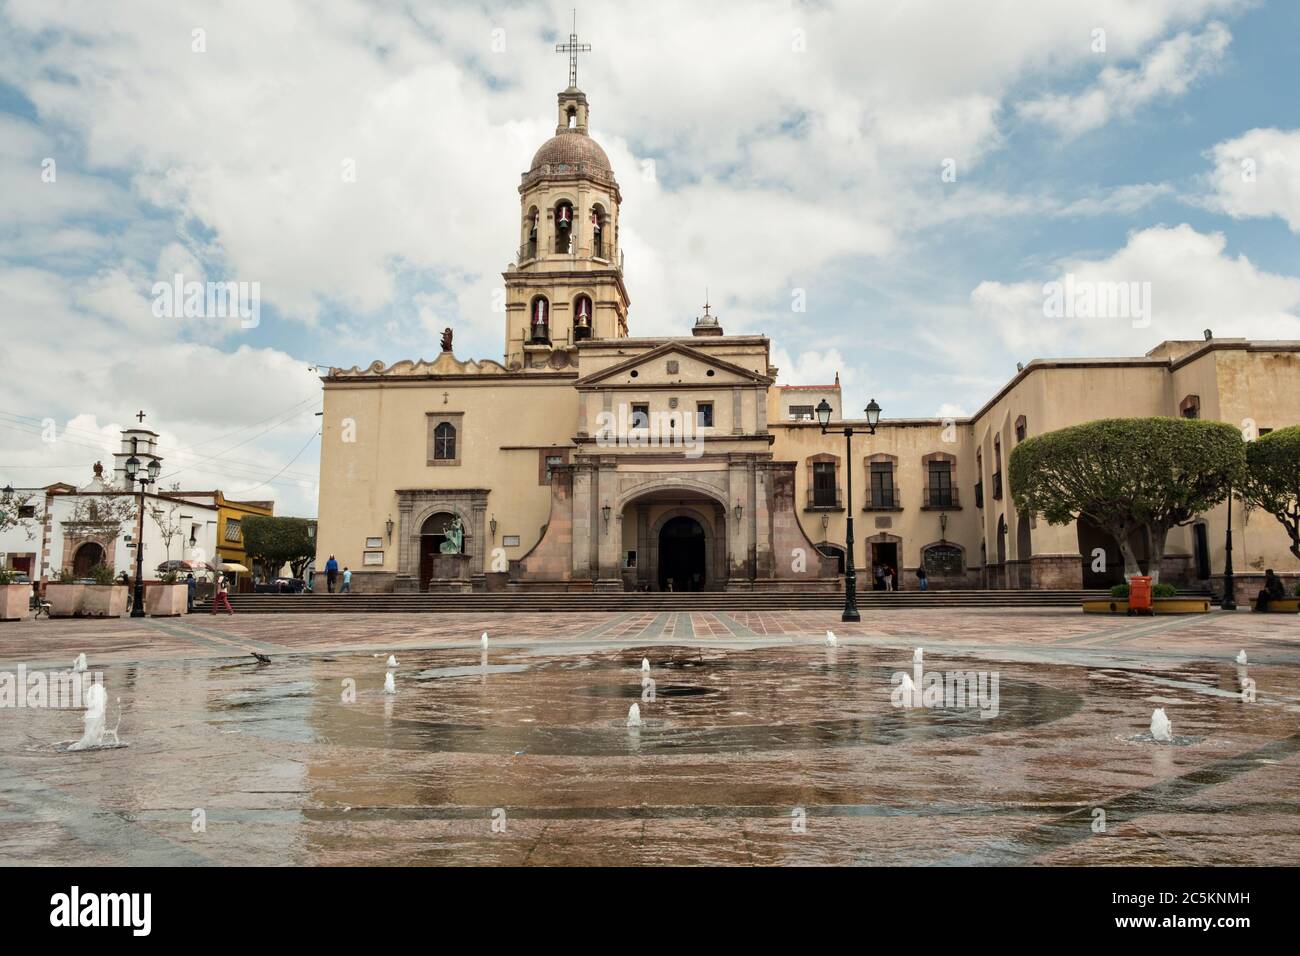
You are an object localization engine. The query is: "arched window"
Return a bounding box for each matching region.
[524,207,538,259]
[591,205,606,258]
[992,436,1003,500]
[573,294,593,341]
[433,422,456,461]
[554,201,574,254]
[529,296,550,343]
[923,543,964,576]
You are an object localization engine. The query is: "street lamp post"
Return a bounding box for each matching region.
[1221,482,1237,611]
[816,397,881,623]
[124,453,161,618]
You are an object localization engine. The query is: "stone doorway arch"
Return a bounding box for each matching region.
[638,502,726,591]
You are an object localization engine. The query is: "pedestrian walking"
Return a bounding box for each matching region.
[889,565,899,591]
[325,554,339,593]
[917,566,929,592]
[212,575,234,615]
[186,572,196,613]
[341,566,352,593]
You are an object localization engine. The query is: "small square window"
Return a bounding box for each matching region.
[502,535,521,547]
[631,404,650,429]
[17,505,36,519]
[696,402,714,428]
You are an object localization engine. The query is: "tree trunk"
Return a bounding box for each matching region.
[1147,526,1168,586]
[1115,534,1142,580]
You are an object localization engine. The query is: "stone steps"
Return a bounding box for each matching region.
[201,588,1215,614]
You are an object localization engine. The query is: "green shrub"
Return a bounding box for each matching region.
[89,563,116,586]
[56,568,74,584]
[160,570,179,584]
[0,568,20,585]
[1110,582,1177,599]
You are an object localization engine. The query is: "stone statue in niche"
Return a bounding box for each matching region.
[439,516,464,554]
[440,327,453,352]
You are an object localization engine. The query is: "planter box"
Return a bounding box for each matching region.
[1083,597,1212,615]
[144,582,187,617]
[82,584,128,618]
[0,583,30,621]
[46,583,86,618]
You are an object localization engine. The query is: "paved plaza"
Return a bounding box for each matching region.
[1,608,1298,866]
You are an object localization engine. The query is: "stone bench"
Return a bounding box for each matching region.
[1257,597,1300,613]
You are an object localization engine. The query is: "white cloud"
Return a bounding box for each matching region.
[1203,127,1300,232]
[971,224,1300,356]
[1018,22,1231,137]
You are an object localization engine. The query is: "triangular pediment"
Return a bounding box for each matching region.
[576,342,773,387]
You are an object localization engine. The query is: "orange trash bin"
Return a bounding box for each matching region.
[1128,575,1153,615]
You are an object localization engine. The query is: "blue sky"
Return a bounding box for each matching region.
[1,0,1298,517]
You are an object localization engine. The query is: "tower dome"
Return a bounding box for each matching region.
[530,129,611,173]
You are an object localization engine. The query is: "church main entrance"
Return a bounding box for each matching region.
[418,512,455,591]
[658,515,706,591]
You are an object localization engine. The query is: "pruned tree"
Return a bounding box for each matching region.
[241,516,315,582]
[0,488,37,540]
[1240,424,1300,561]
[1010,418,1244,583]
[67,489,138,539]
[150,501,185,565]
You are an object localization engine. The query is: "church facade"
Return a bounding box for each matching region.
[315,76,1300,599]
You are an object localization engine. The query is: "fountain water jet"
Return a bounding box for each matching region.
[641,657,650,672]
[825,631,837,647]
[384,672,396,695]
[626,703,642,728]
[74,653,87,673]
[386,655,398,669]
[1235,650,1248,666]
[913,648,923,664]
[67,684,108,751]
[481,633,489,651]
[1150,707,1172,742]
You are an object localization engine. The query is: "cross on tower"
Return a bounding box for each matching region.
[555,12,591,89]
[136,410,147,424]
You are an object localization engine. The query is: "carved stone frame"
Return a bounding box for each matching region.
[393,488,489,591]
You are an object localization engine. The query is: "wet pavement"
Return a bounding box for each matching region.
[1,608,1298,865]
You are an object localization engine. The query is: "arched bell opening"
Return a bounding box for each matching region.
[572,293,593,342]
[529,295,551,344]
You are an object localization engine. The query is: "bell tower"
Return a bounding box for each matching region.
[503,23,629,370]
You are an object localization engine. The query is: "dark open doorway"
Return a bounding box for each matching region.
[870,541,898,589]
[658,515,705,591]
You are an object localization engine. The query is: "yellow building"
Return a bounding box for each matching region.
[315,71,1300,601]
[174,490,274,577]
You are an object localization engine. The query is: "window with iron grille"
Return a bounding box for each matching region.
[224,519,241,542]
[812,461,838,507]
[928,463,954,507]
[923,544,964,575]
[870,462,895,508]
[789,405,814,421]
